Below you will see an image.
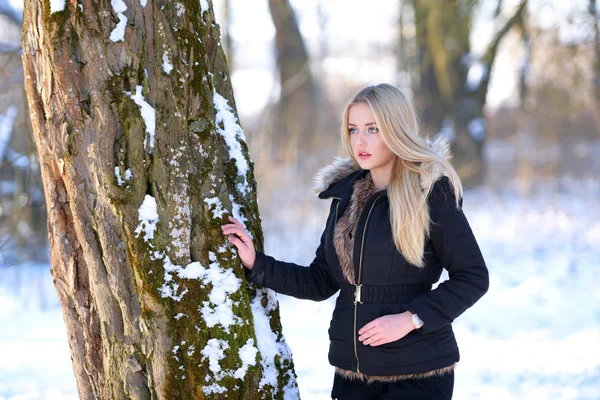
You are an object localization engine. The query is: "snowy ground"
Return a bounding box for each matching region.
[1,176,599,400]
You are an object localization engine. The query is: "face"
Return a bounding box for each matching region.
[348,103,396,173]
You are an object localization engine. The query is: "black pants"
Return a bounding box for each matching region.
[331,371,454,400]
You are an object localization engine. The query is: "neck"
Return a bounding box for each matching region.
[369,165,393,191]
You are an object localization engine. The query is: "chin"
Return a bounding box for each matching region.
[356,160,373,170]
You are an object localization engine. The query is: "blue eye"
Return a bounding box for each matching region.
[349,127,358,134]
[368,126,379,134]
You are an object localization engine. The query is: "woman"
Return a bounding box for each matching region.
[221,83,489,399]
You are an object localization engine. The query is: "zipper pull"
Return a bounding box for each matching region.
[354,284,363,305]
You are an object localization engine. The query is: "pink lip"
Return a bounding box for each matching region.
[358,153,371,160]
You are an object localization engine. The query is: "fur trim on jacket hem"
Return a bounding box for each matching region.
[334,363,456,383]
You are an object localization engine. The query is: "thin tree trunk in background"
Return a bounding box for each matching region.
[268,0,318,165]
[396,1,411,89]
[591,0,600,104]
[411,0,526,186]
[517,7,530,109]
[223,0,233,70]
[0,39,48,264]
[21,0,299,398]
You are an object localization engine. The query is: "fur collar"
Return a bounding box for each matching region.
[333,174,376,284]
[312,137,451,196]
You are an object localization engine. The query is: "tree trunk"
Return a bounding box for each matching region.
[411,0,526,186]
[268,0,318,165]
[21,0,300,398]
[590,0,600,104]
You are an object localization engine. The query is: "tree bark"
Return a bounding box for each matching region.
[21,0,300,398]
[268,0,318,165]
[411,0,526,186]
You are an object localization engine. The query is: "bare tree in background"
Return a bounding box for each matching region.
[404,0,527,185]
[590,0,600,104]
[221,0,233,70]
[0,6,47,265]
[21,0,299,398]
[268,0,318,165]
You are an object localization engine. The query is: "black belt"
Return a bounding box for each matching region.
[338,283,431,304]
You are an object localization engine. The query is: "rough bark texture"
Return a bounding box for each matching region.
[268,0,318,165]
[410,0,526,186]
[21,0,299,398]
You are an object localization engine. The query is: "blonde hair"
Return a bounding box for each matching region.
[340,84,463,268]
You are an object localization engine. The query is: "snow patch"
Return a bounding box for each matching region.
[134,195,159,243]
[162,51,173,74]
[199,252,243,332]
[202,382,227,395]
[50,0,65,13]
[175,2,185,16]
[201,338,229,374]
[229,195,247,226]
[126,86,156,153]
[114,167,133,186]
[109,0,128,42]
[250,288,282,389]
[233,339,258,379]
[213,91,251,195]
[204,197,226,219]
[199,0,209,14]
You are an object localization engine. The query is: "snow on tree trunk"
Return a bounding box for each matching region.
[21,0,300,398]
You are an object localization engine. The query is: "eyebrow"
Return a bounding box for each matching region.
[348,122,377,127]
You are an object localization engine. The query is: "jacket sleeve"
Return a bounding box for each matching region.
[404,176,489,334]
[243,204,340,302]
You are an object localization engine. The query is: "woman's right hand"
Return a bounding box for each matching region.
[221,215,256,270]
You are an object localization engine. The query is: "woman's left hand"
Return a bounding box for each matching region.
[358,311,416,346]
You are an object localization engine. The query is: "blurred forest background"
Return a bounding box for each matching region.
[0,0,598,266]
[0,0,599,398]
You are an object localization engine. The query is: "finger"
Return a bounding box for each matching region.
[362,333,383,346]
[358,320,378,336]
[367,337,388,347]
[228,215,245,228]
[358,329,378,343]
[227,235,243,248]
[225,229,253,247]
[221,223,247,236]
[222,225,247,238]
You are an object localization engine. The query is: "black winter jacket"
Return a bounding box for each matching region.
[245,157,489,377]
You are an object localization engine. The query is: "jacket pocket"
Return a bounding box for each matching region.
[378,303,430,350]
[328,303,354,341]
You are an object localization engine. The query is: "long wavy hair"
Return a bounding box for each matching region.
[340,83,463,268]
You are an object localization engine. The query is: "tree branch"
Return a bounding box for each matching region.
[483,0,527,66]
[475,0,527,103]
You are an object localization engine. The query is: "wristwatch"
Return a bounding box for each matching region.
[411,313,424,329]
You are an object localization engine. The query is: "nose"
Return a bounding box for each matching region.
[356,129,368,144]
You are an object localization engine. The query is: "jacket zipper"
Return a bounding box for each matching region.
[353,192,384,373]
